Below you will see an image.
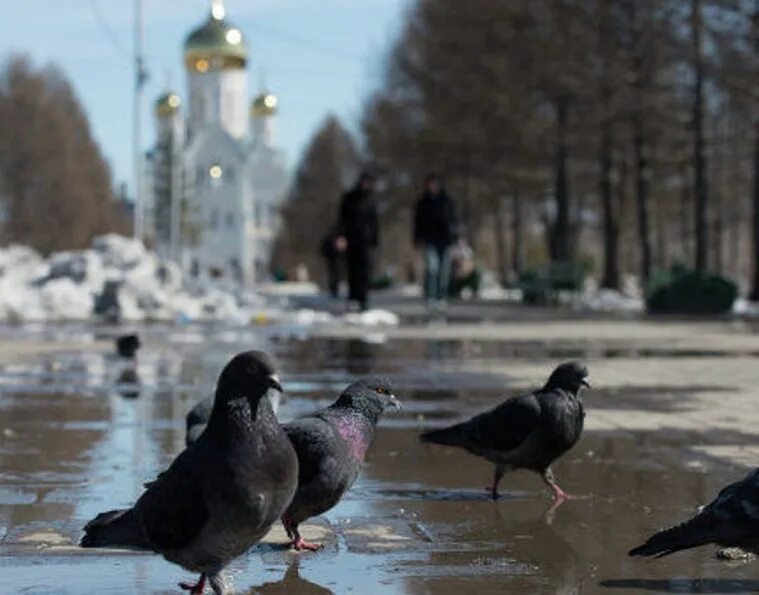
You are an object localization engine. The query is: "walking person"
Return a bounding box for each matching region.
[337,172,379,311]
[413,174,458,308]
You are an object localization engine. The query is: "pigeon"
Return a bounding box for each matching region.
[80,351,297,595]
[420,361,589,500]
[116,334,141,358]
[629,468,759,558]
[281,377,400,551]
[186,390,282,446]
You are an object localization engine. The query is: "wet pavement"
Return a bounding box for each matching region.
[0,323,757,593]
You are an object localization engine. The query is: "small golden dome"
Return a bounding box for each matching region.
[155,92,181,117]
[251,93,278,117]
[184,2,247,72]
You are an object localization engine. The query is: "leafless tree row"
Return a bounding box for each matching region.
[0,55,130,254]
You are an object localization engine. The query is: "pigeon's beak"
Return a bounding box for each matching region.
[386,394,401,410]
[268,375,283,393]
[581,378,591,389]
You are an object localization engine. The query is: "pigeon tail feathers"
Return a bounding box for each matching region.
[80,508,148,549]
[420,424,467,448]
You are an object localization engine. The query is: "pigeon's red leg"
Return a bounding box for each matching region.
[542,468,569,501]
[281,514,295,540]
[179,574,206,594]
[288,524,323,552]
[486,465,506,500]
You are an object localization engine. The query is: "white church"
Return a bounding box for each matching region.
[145,0,289,286]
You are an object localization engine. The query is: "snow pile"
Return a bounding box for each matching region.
[732,298,759,318]
[0,235,401,327]
[580,288,644,313]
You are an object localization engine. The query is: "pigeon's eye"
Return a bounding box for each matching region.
[376,386,386,394]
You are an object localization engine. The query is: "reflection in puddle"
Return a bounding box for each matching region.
[0,328,755,593]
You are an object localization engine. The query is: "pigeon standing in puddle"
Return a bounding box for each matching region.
[281,377,400,550]
[80,351,297,594]
[420,361,589,500]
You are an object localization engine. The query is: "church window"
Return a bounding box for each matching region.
[226,212,235,229]
[210,209,218,229]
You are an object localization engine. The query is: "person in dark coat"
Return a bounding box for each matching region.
[320,228,345,299]
[413,174,458,305]
[337,172,378,311]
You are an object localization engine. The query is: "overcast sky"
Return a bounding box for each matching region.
[0,0,411,194]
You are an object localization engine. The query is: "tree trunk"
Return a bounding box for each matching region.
[552,97,572,263]
[600,137,619,289]
[598,0,619,289]
[749,2,759,299]
[511,189,523,278]
[492,194,509,287]
[750,123,759,300]
[633,116,652,286]
[692,0,708,273]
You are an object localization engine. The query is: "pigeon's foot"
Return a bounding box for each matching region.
[485,486,500,500]
[179,574,206,594]
[550,484,568,502]
[291,537,323,552]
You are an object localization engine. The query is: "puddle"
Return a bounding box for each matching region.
[0,326,755,593]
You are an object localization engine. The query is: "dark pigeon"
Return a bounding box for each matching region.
[186,390,282,446]
[80,351,297,595]
[116,334,140,358]
[629,468,759,558]
[420,361,589,500]
[281,377,400,551]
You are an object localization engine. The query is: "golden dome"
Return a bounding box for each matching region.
[184,2,247,72]
[155,92,181,117]
[252,93,278,117]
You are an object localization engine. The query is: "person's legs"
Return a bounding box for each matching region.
[326,257,339,298]
[346,248,359,303]
[356,249,371,310]
[437,245,452,302]
[424,246,441,300]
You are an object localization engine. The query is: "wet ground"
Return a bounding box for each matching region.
[0,321,757,593]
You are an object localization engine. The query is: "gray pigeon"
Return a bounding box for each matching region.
[420,361,589,500]
[186,390,281,446]
[281,377,400,550]
[629,468,759,558]
[80,351,297,595]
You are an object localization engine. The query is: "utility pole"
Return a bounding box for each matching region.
[133,0,147,242]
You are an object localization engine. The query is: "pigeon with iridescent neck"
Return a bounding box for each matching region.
[281,377,400,551]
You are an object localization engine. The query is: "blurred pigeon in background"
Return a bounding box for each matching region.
[420,361,589,500]
[281,377,400,550]
[80,351,297,595]
[629,468,759,558]
[115,333,140,358]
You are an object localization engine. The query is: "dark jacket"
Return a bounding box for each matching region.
[413,190,458,248]
[339,185,379,250]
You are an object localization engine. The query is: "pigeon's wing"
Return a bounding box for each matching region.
[466,392,543,452]
[630,469,759,557]
[133,445,210,552]
[284,417,338,487]
[421,392,542,454]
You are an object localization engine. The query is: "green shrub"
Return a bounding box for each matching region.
[645,266,737,315]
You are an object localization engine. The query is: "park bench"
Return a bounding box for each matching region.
[519,261,584,305]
